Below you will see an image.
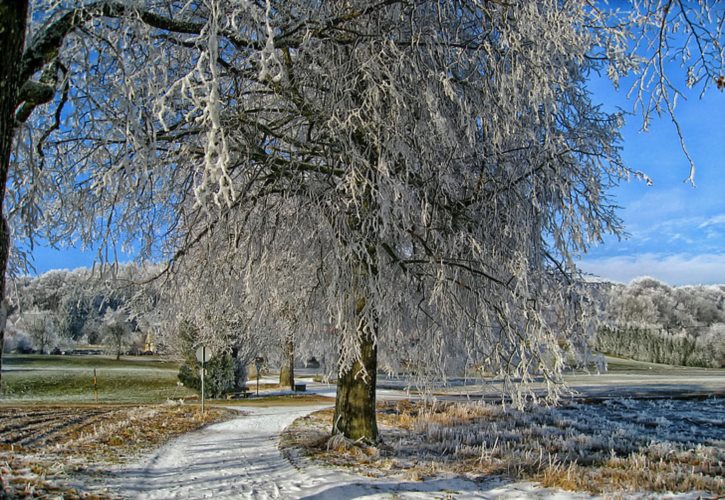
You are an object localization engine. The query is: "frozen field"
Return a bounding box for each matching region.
[2,355,723,498]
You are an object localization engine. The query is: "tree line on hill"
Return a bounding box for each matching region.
[593,277,725,368]
[4,264,159,358]
[5,266,723,381]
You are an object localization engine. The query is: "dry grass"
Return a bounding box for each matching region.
[280,398,724,496]
[280,408,395,478]
[0,403,234,497]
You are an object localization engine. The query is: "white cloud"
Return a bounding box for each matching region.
[597,212,724,255]
[697,214,725,229]
[667,233,693,244]
[578,253,725,286]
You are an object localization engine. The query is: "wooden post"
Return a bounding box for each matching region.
[201,345,206,414]
[255,357,263,396]
[93,368,98,402]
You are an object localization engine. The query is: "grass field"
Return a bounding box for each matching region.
[1,354,195,403]
[283,397,724,496]
[0,355,329,405]
[603,355,722,374]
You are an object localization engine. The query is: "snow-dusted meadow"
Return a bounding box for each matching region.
[282,396,724,498]
[1,366,723,498]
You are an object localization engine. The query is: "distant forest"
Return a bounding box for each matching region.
[592,278,724,368]
[3,266,724,368]
[4,265,161,357]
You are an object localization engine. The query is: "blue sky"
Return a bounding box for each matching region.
[577,75,725,286]
[28,66,724,287]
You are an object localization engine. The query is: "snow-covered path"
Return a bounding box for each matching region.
[112,405,331,499]
[109,404,583,499]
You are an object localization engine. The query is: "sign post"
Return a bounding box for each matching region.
[195,346,212,413]
[254,356,264,396]
[93,368,98,402]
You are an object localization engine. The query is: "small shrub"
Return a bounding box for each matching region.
[178,353,235,398]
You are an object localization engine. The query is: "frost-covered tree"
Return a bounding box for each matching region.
[2,1,722,441]
[156,232,282,394]
[598,278,725,367]
[606,278,725,332]
[16,308,57,354]
[606,278,666,326]
[101,307,131,360]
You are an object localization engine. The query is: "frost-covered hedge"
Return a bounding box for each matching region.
[595,325,722,368]
[178,353,236,398]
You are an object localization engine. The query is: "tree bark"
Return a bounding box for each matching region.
[279,334,294,390]
[333,328,378,443]
[0,1,30,384]
[333,299,379,443]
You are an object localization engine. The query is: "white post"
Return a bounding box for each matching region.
[201,345,206,414]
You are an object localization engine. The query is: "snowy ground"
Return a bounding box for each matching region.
[96,371,723,499]
[105,404,588,499]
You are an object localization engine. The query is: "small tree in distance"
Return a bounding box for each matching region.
[17,309,57,355]
[175,320,236,399]
[101,308,131,361]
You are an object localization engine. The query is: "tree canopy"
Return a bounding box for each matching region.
[2,0,722,440]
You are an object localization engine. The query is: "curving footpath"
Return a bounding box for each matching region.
[107,404,583,499]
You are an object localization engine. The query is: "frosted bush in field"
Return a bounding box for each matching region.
[1,323,33,354]
[13,309,59,354]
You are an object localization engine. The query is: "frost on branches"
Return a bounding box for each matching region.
[5,1,723,440]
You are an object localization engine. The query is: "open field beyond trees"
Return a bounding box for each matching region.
[0,354,193,404]
[0,354,318,405]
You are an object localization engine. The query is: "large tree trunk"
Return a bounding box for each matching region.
[0,1,30,384]
[230,346,249,391]
[333,297,379,443]
[279,334,294,390]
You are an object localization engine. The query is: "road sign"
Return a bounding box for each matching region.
[195,345,212,414]
[196,346,212,363]
[254,356,264,396]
